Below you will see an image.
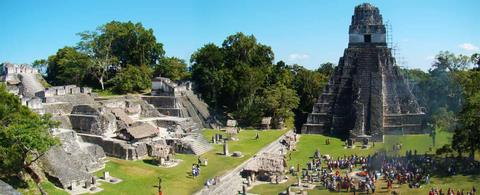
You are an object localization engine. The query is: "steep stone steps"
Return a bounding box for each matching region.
[18,73,44,98]
[180,134,213,155]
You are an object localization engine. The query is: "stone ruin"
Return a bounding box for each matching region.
[302,3,425,141]
[1,63,217,191]
[146,76,221,129]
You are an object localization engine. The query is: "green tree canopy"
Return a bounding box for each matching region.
[191,33,298,126]
[108,65,152,93]
[102,21,165,67]
[46,46,91,86]
[0,84,58,176]
[292,65,330,130]
[154,57,190,81]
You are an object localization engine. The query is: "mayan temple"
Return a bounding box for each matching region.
[302,3,425,141]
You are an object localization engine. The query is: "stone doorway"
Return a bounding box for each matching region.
[364,34,371,43]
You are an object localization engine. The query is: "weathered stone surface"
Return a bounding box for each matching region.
[41,146,92,189]
[69,105,116,136]
[0,179,21,195]
[44,93,96,104]
[302,3,425,141]
[79,133,149,160]
[41,129,105,189]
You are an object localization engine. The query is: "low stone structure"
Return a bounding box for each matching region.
[261,117,272,130]
[150,143,172,165]
[244,153,286,183]
[119,123,158,141]
[225,119,239,134]
[151,77,188,96]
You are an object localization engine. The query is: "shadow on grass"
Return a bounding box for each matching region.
[142,159,159,166]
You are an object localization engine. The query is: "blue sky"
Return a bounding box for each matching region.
[0,0,478,71]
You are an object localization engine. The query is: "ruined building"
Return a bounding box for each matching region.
[302,3,425,141]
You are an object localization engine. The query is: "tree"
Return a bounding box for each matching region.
[77,30,117,90]
[431,107,455,132]
[46,47,90,86]
[154,57,190,81]
[191,43,225,110]
[102,21,165,67]
[452,92,480,159]
[108,65,152,93]
[317,62,335,77]
[471,53,480,69]
[292,65,329,130]
[432,51,470,72]
[191,33,282,125]
[0,84,59,178]
[263,84,299,127]
[32,59,48,75]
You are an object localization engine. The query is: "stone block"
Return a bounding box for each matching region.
[56,88,66,96]
[26,97,43,109]
[103,171,110,180]
[70,87,81,94]
[81,87,92,94]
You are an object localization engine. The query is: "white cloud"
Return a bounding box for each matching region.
[459,43,479,52]
[288,53,310,61]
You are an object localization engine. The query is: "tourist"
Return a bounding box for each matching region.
[192,164,197,178]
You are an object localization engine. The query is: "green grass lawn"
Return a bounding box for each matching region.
[249,130,480,195]
[37,129,287,195]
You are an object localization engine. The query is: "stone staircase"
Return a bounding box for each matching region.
[19,73,44,98]
[178,90,218,128]
[180,133,213,155]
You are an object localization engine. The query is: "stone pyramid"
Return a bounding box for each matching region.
[302,3,425,141]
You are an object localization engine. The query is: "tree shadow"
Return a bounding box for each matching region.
[0,175,29,189]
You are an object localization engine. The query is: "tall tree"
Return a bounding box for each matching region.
[154,57,190,81]
[77,30,117,90]
[452,92,480,159]
[0,84,59,179]
[317,62,335,77]
[102,21,165,67]
[46,47,90,86]
[432,51,470,72]
[191,43,225,110]
[292,65,329,130]
[108,65,152,93]
[263,84,299,127]
[471,53,480,69]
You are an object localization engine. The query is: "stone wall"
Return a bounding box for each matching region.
[78,134,149,160]
[2,62,38,75]
[41,129,105,189]
[36,85,91,99]
[69,105,117,136]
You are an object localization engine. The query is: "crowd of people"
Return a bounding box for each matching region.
[291,149,480,194]
[428,187,477,195]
